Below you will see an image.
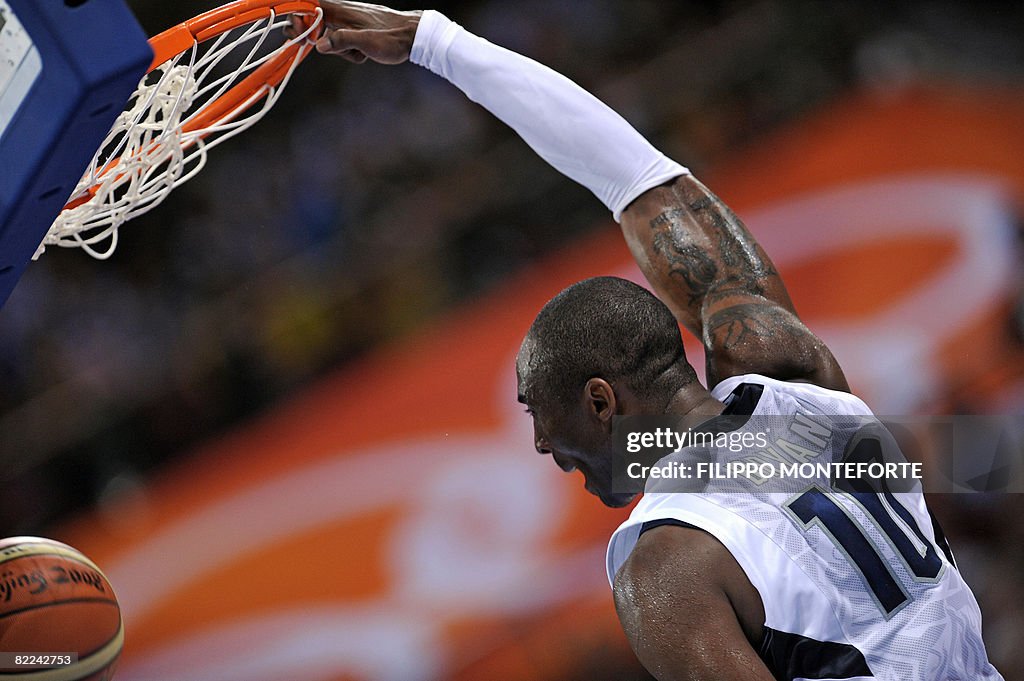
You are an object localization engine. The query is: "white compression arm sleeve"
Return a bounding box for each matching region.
[410,10,689,222]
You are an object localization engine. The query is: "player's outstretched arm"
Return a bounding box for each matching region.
[313,5,688,220]
[308,3,848,391]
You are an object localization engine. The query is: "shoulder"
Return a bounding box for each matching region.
[614,522,732,590]
[608,500,751,601]
[612,523,767,671]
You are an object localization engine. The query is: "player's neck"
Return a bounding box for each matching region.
[663,382,725,419]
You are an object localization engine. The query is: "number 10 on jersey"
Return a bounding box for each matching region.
[784,487,946,617]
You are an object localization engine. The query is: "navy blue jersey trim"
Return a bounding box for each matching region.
[722,382,764,417]
[928,508,957,568]
[695,382,764,435]
[638,518,703,535]
[759,627,873,680]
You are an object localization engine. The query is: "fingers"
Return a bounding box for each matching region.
[341,51,369,64]
[314,31,368,63]
[283,15,301,40]
[314,27,410,64]
[284,14,320,41]
[281,3,413,65]
[290,3,420,65]
[315,28,368,55]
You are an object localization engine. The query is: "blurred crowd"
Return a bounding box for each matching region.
[1,0,1023,675]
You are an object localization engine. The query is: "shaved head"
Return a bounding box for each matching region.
[518,276,695,414]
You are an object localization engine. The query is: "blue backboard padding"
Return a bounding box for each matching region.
[0,0,153,308]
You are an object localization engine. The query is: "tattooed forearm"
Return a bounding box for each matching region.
[684,194,773,277]
[647,183,778,314]
[649,216,718,305]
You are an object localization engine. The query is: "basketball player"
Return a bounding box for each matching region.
[302,3,1005,679]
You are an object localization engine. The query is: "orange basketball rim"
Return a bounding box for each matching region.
[147,0,321,137]
[46,0,324,259]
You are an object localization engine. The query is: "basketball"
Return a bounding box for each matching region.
[0,537,123,681]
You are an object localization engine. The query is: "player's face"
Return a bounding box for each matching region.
[516,345,636,508]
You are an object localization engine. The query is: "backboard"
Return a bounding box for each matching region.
[0,0,152,308]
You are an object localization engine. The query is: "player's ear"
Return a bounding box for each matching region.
[583,378,616,426]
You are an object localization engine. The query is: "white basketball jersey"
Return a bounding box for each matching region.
[606,374,1003,681]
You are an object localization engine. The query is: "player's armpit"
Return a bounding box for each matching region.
[612,525,774,681]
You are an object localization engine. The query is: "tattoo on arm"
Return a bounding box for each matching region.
[647,185,778,316]
[629,176,848,389]
[649,209,718,306]
[686,195,771,275]
[704,302,783,350]
[703,302,839,386]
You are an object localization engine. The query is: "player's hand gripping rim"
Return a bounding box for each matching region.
[286,1,422,64]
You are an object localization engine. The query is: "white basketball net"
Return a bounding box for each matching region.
[37,8,323,260]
